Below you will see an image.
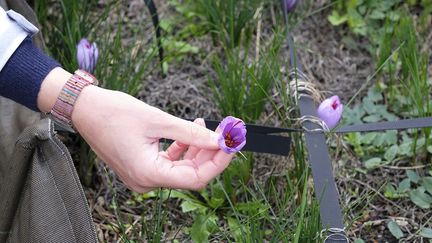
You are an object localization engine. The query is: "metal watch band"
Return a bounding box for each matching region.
[49,70,98,132]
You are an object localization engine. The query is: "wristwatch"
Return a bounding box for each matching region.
[49,70,98,133]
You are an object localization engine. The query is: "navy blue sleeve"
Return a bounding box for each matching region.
[0,36,60,111]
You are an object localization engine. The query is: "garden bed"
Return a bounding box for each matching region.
[38,0,432,242]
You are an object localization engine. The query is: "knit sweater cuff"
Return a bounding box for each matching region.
[0,36,60,111]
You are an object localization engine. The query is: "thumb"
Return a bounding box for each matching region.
[153,115,220,150]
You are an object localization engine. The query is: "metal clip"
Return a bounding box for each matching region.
[320,228,349,242]
[297,115,329,133]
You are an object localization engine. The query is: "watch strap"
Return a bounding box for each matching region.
[49,70,98,132]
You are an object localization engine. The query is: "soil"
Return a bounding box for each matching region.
[293,11,373,104]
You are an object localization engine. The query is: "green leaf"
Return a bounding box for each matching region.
[373,0,392,11]
[398,178,411,192]
[388,221,404,239]
[361,133,377,144]
[419,227,432,238]
[328,11,348,26]
[208,182,225,208]
[367,87,383,102]
[372,133,386,147]
[159,19,173,32]
[399,142,413,156]
[358,5,367,15]
[388,11,400,21]
[227,217,250,242]
[180,200,207,213]
[369,10,385,20]
[190,214,218,243]
[162,61,168,74]
[427,145,432,154]
[347,8,366,30]
[354,239,365,243]
[364,157,383,169]
[143,189,192,200]
[384,145,398,162]
[382,112,398,122]
[416,138,426,149]
[407,170,421,183]
[363,98,377,113]
[421,177,432,195]
[409,188,432,209]
[353,25,367,36]
[169,190,197,200]
[384,184,397,198]
[363,114,382,123]
[235,201,268,215]
[208,197,224,209]
[382,131,398,145]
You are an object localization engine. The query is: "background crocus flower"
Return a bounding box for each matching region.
[217,116,247,154]
[317,95,343,129]
[77,38,99,73]
[282,0,297,13]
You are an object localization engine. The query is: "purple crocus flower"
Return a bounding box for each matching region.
[317,95,343,129]
[217,116,247,154]
[282,0,297,13]
[76,38,99,73]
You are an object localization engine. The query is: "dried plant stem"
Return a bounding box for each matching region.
[238,151,248,160]
[255,4,263,63]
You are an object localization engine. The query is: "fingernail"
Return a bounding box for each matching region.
[194,118,205,126]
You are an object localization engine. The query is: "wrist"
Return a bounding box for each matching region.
[40,68,99,132]
[37,67,72,113]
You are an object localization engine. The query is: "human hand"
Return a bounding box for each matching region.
[70,85,234,193]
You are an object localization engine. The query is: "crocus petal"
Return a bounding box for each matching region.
[78,38,90,47]
[90,43,99,73]
[217,135,233,153]
[216,116,247,154]
[76,38,99,73]
[235,139,247,151]
[84,46,91,71]
[218,116,236,131]
[283,0,297,13]
[230,127,245,139]
[92,43,99,61]
[77,44,86,68]
[317,95,343,129]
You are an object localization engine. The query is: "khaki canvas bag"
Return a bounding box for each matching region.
[0,1,97,242]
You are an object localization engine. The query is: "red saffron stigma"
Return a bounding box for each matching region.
[331,100,338,110]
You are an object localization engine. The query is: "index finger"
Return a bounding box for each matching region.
[150,113,220,150]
